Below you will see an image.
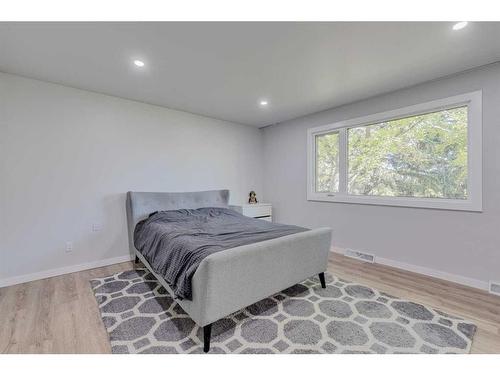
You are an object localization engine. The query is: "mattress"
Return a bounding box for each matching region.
[133,207,307,299]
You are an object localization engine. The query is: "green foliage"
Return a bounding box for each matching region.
[316,106,468,199]
[316,132,339,192]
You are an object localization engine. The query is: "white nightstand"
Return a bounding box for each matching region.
[230,203,272,222]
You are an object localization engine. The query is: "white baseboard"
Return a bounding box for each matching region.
[0,255,133,288]
[331,247,489,291]
[2,247,490,293]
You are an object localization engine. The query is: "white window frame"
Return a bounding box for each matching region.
[307,91,482,212]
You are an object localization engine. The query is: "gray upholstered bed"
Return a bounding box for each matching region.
[126,189,332,352]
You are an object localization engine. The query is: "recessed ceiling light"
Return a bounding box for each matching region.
[133,60,145,67]
[452,21,468,31]
[259,100,268,106]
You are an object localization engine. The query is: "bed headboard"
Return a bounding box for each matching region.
[126,189,230,253]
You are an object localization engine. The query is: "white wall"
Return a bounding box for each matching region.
[0,72,263,284]
[263,63,500,288]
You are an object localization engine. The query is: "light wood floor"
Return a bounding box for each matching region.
[1,253,499,353]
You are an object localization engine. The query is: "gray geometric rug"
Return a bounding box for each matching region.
[91,269,477,354]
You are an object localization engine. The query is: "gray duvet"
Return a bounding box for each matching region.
[134,207,307,300]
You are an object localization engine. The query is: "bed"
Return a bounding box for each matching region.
[126,189,332,352]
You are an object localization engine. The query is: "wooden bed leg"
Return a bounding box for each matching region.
[319,272,326,288]
[203,324,212,353]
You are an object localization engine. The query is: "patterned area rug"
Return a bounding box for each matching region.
[91,269,477,354]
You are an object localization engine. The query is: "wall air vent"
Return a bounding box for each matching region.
[344,249,375,263]
[489,281,500,296]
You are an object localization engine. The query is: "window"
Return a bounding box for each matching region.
[315,131,340,193]
[307,91,482,211]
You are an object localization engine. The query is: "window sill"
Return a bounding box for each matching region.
[307,193,482,212]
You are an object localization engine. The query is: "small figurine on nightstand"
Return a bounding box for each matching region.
[248,191,258,204]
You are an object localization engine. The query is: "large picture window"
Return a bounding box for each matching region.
[307,91,482,211]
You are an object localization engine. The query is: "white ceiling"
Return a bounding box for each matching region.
[1,22,500,127]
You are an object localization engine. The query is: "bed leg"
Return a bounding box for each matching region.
[203,324,212,353]
[134,255,140,264]
[319,272,326,288]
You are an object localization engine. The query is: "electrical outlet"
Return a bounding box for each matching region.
[65,241,73,253]
[92,223,102,232]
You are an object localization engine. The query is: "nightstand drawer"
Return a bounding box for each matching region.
[257,216,272,222]
[230,203,273,220]
[242,205,272,218]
